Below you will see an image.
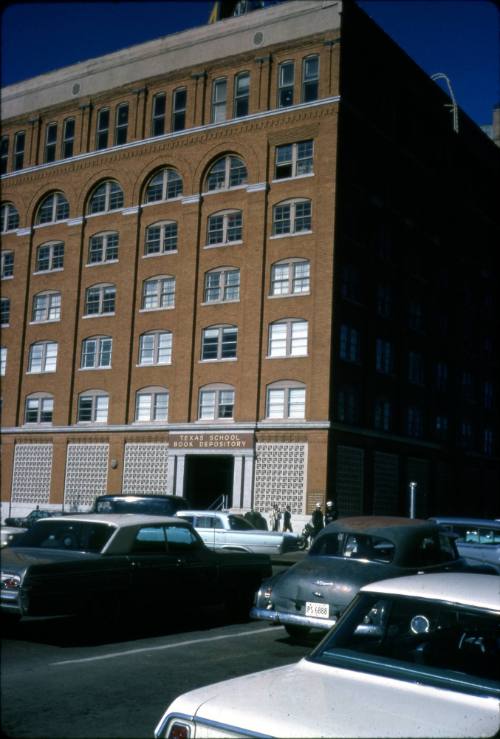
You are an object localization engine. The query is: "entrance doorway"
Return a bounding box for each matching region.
[184,455,234,509]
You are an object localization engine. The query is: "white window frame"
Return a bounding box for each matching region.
[275,140,313,180]
[198,384,235,421]
[0,346,6,376]
[96,108,110,150]
[144,221,178,255]
[201,325,238,361]
[211,78,227,123]
[172,88,187,132]
[278,60,294,107]
[270,259,310,297]
[138,331,172,366]
[0,297,10,326]
[27,341,58,374]
[266,382,306,420]
[205,156,247,192]
[24,393,54,424]
[88,180,124,214]
[80,336,113,369]
[268,320,308,358]
[36,192,69,224]
[234,72,250,118]
[207,210,242,246]
[272,199,312,237]
[84,284,116,316]
[1,250,14,279]
[32,291,61,323]
[114,103,129,146]
[1,202,20,232]
[204,267,240,304]
[144,168,183,203]
[44,122,58,163]
[135,387,169,422]
[62,117,75,159]
[77,391,109,424]
[88,231,119,265]
[35,241,64,273]
[141,276,175,311]
[302,55,319,102]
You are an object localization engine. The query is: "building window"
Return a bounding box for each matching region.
[144,168,183,202]
[408,351,424,385]
[434,415,449,439]
[199,385,235,420]
[36,192,69,224]
[88,232,119,264]
[44,122,57,163]
[138,331,172,365]
[81,336,112,369]
[152,93,166,136]
[135,387,169,422]
[206,156,247,191]
[77,392,109,423]
[142,276,175,310]
[1,136,8,175]
[201,325,237,360]
[461,370,475,402]
[483,429,493,456]
[376,284,392,318]
[374,397,392,432]
[204,267,240,303]
[114,103,129,145]
[339,324,361,363]
[211,78,227,122]
[28,341,58,373]
[84,284,116,316]
[406,406,423,438]
[1,202,20,232]
[62,118,75,158]
[1,251,14,279]
[275,140,313,180]
[234,72,250,117]
[375,339,394,374]
[32,291,61,322]
[483,381,493,410]
[266,382,305,420]
[278,61,294,107]
[0,297,10,325]
[340,264,361,302]
[458,420,473,449]
[269,320,308,357]
[302,55,319,102]
[96,108,110,149]
[35,241,64,272]
[435,360,448,391]
[25,394,53,424]
[270,259,310,296]
[172,87,187,131]
[207,210,242,245]
[1,346,7,376]
[145,222,178,255]
[408,300,424,331]
[88,180,124,214]
[14,131,25,170]
[272,199,311,235]
[337,386,360,424]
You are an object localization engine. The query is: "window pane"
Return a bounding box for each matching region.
[200,391,216,419]
[268,389,285,418]
[288,388,305,418]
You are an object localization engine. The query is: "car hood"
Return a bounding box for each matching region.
[1,547,99,575]
[164,658,499,738]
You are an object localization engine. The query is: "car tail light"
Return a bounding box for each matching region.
[167,722,190,739]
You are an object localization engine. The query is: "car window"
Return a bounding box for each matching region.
[409,534,458,566]
[196,516,221,528]
[13,521,114,552]
[309,532,343,556]
[133,526,167,554]
[165,525,201,553]
[228,515,254,531]
[312,593,500,692]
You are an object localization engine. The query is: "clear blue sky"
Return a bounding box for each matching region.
[1,0,498,127]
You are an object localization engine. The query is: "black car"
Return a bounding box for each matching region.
[4,508,60,528]
[93,494,191,516]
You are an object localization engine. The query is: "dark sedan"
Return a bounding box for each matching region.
[251,516,471,639]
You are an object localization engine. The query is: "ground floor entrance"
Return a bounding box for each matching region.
[183,455,234,509]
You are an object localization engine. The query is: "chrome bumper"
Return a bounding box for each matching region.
[250,606,336,631]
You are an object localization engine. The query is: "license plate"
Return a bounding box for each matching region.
[305,601,330,619]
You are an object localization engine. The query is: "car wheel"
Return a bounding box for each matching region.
[284,623,310,640]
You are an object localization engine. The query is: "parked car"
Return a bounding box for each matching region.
[0,526,27,548]
[4,508,60,528]
[175,510,300,555]
[251,516,471,638]
[155,572,500,739]
[1,514,271,622]
[93,494,191,516]
[430,517,500,574]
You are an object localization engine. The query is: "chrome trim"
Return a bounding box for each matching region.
[250,606,336,630]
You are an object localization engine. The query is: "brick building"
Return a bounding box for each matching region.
[1,0,499,521]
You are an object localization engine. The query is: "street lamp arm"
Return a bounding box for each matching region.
[431,72,459,133]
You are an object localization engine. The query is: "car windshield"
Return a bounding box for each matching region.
[228,515,255,530]
[310,592,500,696]
[309,532,395,563]
[11,521,115,553]
[94,497,188,515]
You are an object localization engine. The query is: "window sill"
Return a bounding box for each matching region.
[201,298,240,306]
[266,353,308,360]
[136,362,172,367]
[86,260,119,268]
[34,220,69,229]
[143,250,178,258]
[204,241,243,249]
[33,268,64,276]
[139,306,175,313]
[268,292,310,299]
[202,184,247,197]
[79,366,112,371]
[82,312,116,319]
[199,357,237,363]
[270,231,312,240]
[29,319,60,325]
[272,173,314,184]
[195,418,235,423]
[1,275,14,281]
[142,196,183,209]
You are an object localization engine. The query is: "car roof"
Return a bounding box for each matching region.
[175,510,233,516]
[362,572,500,611]
[324,516,437,536]
[430,516,500,527]
[94,494,181,501]
[35,513,184,527]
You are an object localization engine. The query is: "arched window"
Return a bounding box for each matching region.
[205,156,247,191]
[207,210,242,245]
[145,221,178,255]
[270,259,310,296]
[141,275,175,310]
[35,241,64,272]
[201,325,237,361]
[25,393,54,424]
[204,267,240,303]
[32,291,61,322]
[272,199,311,236]
[81,336,112,369]
[266,381,305,420]
[144,168,182,203]
[1,202,20,232]
[84,284,116,316]
[138,331,172,366]
[198,384,235,420]
[36,192,69,224]
[88,232,119,264]
[28,341,58,373]
[77,390,109,423]
[135,386,169,422]
[268,319,308,357]
[88,180,124,214]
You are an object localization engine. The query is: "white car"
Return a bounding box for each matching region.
[175,510,299,555]
[155,573,500,738]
